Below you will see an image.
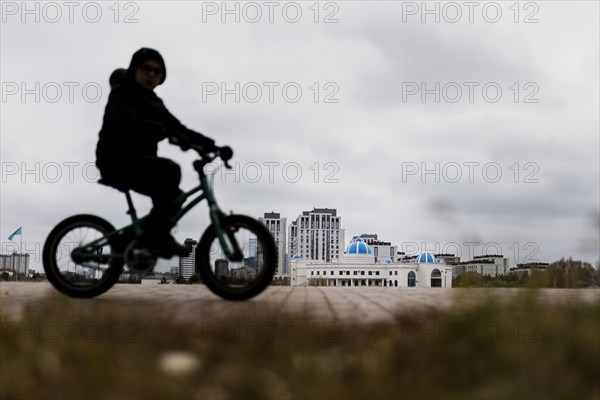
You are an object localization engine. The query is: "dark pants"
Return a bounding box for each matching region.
[98,155,184,241]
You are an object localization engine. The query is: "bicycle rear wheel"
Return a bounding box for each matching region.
[43,214,124,298]
[197,214,276,301]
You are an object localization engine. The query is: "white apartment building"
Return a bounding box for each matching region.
[258,212,287,277]
[453,254,510,277]
[288,208,345,264]
[179,238,198,279]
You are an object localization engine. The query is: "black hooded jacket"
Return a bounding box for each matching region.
[96,68,214,170]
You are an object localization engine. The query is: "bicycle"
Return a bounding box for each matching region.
[42,145,277,301]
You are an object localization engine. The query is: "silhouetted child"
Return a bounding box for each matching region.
[96,48,215,258]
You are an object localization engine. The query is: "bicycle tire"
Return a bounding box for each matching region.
[196,214,276,301]
[43,214,124,298]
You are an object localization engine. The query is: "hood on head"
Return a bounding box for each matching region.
[126,47,167,85]
[109,68,128,88]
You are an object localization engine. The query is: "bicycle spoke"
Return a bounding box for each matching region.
[208,224,266,289]
[54,224,113,286]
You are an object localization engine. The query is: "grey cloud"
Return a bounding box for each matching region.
[1,2,598,270]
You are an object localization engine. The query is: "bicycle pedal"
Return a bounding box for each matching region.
[133,248,155,260]
[125,244,157,273]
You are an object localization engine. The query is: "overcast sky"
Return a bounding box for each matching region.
[1,1,599,272]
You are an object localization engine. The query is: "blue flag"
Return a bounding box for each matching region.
[8,227,22,241]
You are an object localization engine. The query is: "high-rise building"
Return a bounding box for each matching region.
[215,259,229,278]
[258,212,287,276]
[288,208,344,263]
[248,238,257,258]
[179,238,197,279]
[0,253,29,274]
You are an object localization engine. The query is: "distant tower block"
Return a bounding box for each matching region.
[288,208,344,264]
[259,212,287,276]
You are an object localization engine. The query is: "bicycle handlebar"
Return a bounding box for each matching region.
[168,132,233,169]
[190,144,234,169]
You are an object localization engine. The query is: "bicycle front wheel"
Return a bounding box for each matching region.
[197,214,277,301]
[42,214,124,298]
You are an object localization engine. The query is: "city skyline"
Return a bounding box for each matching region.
[2,2,598,273]
[1,199,598,274]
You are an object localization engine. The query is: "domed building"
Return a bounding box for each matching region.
[415,251,436,263]
[290,236,452,288]
[346,237,372,254]
[341,237,376,264]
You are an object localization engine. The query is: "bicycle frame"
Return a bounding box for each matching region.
[73,157,244,263]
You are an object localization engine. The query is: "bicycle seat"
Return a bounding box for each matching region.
[98,178,130,193]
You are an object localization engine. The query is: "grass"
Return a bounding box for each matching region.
[1,291,598,400]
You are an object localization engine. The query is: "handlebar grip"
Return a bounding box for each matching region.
[219,146,233,161]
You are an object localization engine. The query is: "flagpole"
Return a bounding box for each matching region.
[7,227,22,281]
[19,232,22,281]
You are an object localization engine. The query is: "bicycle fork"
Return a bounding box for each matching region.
[198,167,244,262]
[209,206,244,262]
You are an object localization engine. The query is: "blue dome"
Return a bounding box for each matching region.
[415,252,436,263]
[292,254,302,260]
[345,237,373,255]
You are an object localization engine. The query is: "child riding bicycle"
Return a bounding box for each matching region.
[95,47,218,258]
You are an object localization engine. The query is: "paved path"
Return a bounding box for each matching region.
[1,282,598,323]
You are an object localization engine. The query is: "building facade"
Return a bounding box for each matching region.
[510,262,549,275]
[453,254,510,277]
[215,259,229,278]
[356,233,398,264]
[0,253,29,274]
[288,208,345,264]
[258,212,287,277]
[179,238,198,279]
[291,237,453,288]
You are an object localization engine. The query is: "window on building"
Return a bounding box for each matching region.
[330,271,334,275]
[408,271,416,287]
[353,271,357,275]
[317,271,319,275]
[376,271,380,276]
[311,271,314,276]
[431,269,442,287]
[368,271,372,276]
[361,271,365,276]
